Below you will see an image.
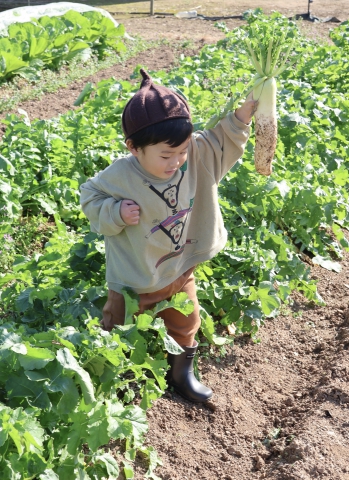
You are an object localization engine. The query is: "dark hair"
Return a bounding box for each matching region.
[128,118,193,150]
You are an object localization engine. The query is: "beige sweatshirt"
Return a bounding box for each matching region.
[80,113,250,294]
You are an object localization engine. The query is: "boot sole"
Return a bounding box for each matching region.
[170,385,213,403]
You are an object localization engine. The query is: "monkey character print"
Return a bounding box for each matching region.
[144,170,197,268]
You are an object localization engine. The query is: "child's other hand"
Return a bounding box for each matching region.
[234,93,258,125]
[120,199,140,226]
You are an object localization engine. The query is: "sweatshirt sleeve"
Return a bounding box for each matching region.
[194,112,250,183]
[80,174,126,236]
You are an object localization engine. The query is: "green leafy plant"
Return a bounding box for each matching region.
[1,11,349,477]
[0,10,126,82]
[0,283,191,477]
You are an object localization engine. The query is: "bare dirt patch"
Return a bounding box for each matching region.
[1,1,349,478]
[142,261,349,479]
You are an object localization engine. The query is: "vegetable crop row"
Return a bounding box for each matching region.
[0,9,126,82]
[1,11,349,478]
[2,12,349,335]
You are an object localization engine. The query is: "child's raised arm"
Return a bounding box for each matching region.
[193,94,258,182]
[234,94,258,125]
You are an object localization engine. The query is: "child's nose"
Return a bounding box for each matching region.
[170,157,180,167]
[173,154,184,165]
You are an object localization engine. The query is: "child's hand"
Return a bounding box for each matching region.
[234,93,259,125]
[120,199,140,226]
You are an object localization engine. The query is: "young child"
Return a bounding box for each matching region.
[80,69,257,403]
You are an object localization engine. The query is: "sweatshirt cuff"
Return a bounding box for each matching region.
[112,201,127,227]
[222,112,251,132]
[229,111,251,128]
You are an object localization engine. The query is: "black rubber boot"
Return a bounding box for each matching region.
[167,342,213,403]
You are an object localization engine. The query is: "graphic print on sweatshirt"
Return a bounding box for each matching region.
[144,170,197,268]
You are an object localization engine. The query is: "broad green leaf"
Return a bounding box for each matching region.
[136,313,154,331]
[126,329,147,365]
[0,52,27,76]
[66,410,88,455]
[86,402,109,452]
[300,280,326,305]
[266,179,290,198]
[0,154,16,175]
[92,452,119,476]
[123,461,135,479]
[56,348,95,404]
[106,400,148,447]
[254,283,281,316]
[15,287,35,312]
[140,378,163,410]
[10,343,27,355]
[18,343,55,370]
[49,376,80,414]
[143,445,163,480]
[0,406,45,456]
[39,470,60,480]
[0,38,14,54]
[74,467,91,480]
[54,32,75,48]
[98,345,126,367]
[74,82,95,106]
[66,41,90,56]
[244,304,263,320]
[6,373,51,410]
[83,355,107,376]
[153,292,194,316]
[122,289,140,324]
[312,255,342,273]
[140,357,167,391]
[0,177,12,195]
[36,197,57,215]
[6,451,47,478]
[332,223,349,249]
[332,166,349,186]
[200,307,228,345]
[162,333,184,354]
[29,36,51,59]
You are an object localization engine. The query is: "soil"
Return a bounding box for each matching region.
[1,0,349,478]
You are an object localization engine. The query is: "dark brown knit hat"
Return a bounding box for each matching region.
[122,69,191,139]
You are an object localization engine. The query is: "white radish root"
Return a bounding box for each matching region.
[253,77,277,176]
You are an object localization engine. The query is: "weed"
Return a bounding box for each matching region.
[181,39,195,49]
[279,305,292,316]
[0,214,56,272]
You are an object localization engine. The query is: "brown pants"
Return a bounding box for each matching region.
[101,267,200,346]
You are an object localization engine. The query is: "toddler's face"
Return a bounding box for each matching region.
[129,138,190,179]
